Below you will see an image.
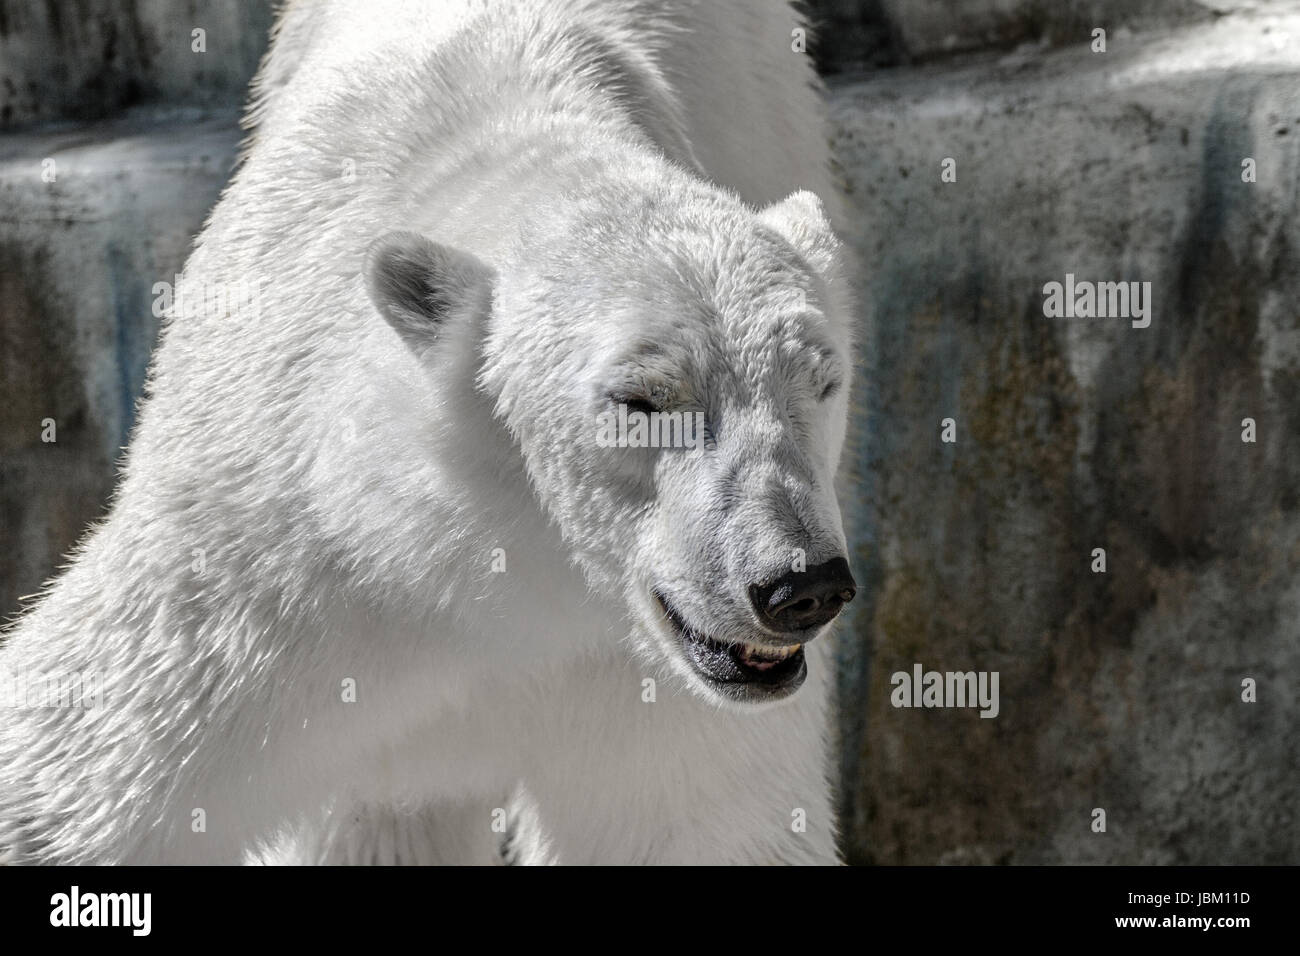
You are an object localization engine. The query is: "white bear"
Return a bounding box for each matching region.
[0,0,855,865]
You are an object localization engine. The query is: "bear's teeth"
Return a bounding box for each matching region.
[738,642,801,664]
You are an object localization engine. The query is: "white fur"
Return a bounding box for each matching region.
[0,0,851,865]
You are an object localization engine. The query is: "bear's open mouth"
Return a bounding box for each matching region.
[654,592,807,696]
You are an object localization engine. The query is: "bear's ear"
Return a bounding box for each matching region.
[364,231,493,354]
[757,190,842,277]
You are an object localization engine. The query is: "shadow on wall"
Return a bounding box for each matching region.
[805,0,1219,74]
[0,0,273,130]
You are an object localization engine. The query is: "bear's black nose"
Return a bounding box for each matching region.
[749,557,857,633]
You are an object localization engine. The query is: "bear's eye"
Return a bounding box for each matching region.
[609,392,659,416]
[819,379,843,402]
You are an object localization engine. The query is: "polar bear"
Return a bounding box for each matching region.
[0,0,855,864]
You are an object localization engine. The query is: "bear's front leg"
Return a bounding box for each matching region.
[0,571,365,863]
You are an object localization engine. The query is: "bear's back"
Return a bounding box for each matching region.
[244,0,834,210]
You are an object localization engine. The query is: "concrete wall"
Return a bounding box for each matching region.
[0,114,241,617]
[831,6,1300,863]
[0,0,271,129]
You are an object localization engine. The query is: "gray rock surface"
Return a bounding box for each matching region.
[831,5,1300,863]
[0,113,241,616]
[0,0,271,130]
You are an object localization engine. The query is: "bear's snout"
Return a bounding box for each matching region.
[748,557,856,633]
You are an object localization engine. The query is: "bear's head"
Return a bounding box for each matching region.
[365,185,856,707]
